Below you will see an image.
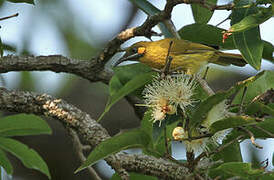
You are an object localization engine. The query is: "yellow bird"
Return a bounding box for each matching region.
[114,38,246,74]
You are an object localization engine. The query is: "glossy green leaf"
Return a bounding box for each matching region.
[262,41,274,62]
[6,0,34,4]
[141,111,178,157]
[229,6,273,33]
[109,75,123,97]
[129,0,173,37]
[0,114,52,137]
[179,23,235,49]
[75,129,151,173]
[213,140,243,163]
[0,149,13,174]
[233,71,274,104]
[140,111,162,157]
[192,82,210,101]
[245,101,274,116]
[113,63,152,85]
[178,23,273,61]
[191,0,217,24]
[210,162,264,179]
[190,71,265,129]
[231,0,264,70]
[113,63,155,98]
[98,71,154,121]
[0,137,50,179]
[261,173,274,180]
[111,172,157,180]
[209,116,257,134]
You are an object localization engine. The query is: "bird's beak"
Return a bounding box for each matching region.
[114,53,144,67]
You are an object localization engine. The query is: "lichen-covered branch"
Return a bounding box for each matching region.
[0,87,190,180]
[0,55,112,83]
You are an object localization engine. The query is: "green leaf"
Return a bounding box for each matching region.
[109,75,123,97]
[111,172,157,180]
[75,129,151,173]
[0,114,52,137]
[129,0,173,37]
[113,63,155,98]
[245,102,274,116]
[209,116,258,134]
[140,111,163,157]
[0,137,50,179]
[262,41,274,62]
[179,23,235,49]
[229,6,273,33]
[98,71,154,121]
[0,149,13,174]
[210,162,264,179]
[233,71,274,104]
[141,111,178,157]
[192,82,210,101]
[113,63,152,85]
[191,0,217,24]
[178,23,273,61]
[231,0,264,70]
[6,0,34,4]
[213,141,243,163]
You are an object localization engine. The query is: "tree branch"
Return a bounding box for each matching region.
[0,87,190,180]
[69,129,102,180]
[0,55,112,84]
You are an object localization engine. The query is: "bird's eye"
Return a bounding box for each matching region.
[131,47,138,54]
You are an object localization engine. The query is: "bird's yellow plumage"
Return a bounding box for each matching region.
[115,38,246,74]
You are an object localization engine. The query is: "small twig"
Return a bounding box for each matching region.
[251,89,274,104]
[252,125,274,138]
[202,67,209,80]
[228,104,241,108]
[194,135,244,164]
[197,78,215,96]
[173,133,213,142]
[164,153,189,167]
[82,145,91,151]
[238,86,247,115]
[156,40,175,78]
[259,158,269,169]
[0,13,19,21]
[164,126,170,155]
[238,127,263,149]
[210,3,235,11]
[186,151,195,172]
[195,173,205,180]
[69,129,102,180]
[216,16,230,27]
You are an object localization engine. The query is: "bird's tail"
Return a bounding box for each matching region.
[216,52,246,67]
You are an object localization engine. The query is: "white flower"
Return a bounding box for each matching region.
[141,73,196,125]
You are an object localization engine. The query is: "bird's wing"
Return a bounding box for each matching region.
[170,39,217,55]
